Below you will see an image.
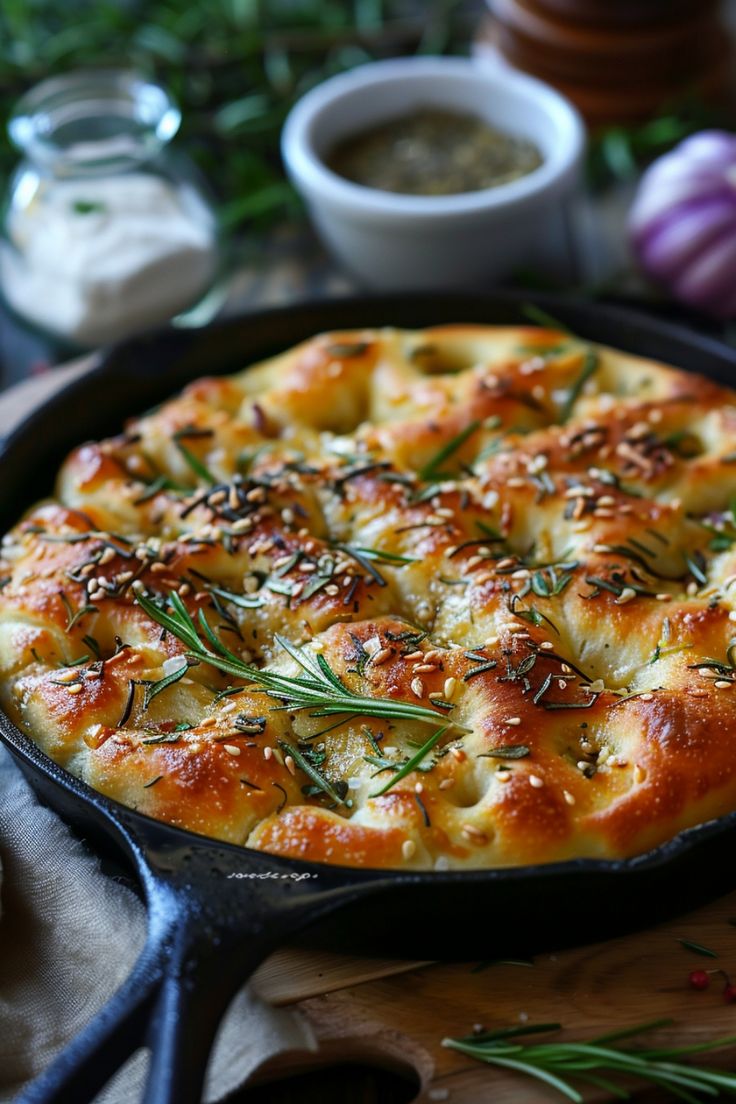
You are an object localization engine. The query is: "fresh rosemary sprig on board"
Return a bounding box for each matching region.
[443,1019,736,1102]
[134,588,467,731]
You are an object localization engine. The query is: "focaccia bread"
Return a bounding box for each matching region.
[3,321,736,870]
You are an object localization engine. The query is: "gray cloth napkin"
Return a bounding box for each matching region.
[0,746,316,1102]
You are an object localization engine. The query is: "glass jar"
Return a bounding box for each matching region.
[0,70,219,349]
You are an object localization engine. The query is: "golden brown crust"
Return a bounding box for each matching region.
[4,322,736,869]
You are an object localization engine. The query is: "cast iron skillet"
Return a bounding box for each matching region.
[4,291,736,1104]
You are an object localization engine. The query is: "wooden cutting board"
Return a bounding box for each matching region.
[6,363,736,1102]
[252,889,736,1101]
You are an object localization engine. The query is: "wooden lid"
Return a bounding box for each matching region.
[524,0,716,26]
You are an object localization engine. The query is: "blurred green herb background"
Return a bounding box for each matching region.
[0,0,725,235]
[0,0,474,232]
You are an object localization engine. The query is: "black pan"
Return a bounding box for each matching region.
[4,291,736,1104]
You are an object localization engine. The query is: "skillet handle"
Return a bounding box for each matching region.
[16,861,375,1104]
[141,899,287,1104]
[139,877,373,1104]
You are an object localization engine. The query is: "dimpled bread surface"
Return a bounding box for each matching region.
[2,323,736,870]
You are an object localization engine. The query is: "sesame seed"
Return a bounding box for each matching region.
[439,778,455,790]
[223,744,241,757]
[633,764,645,784]
[285,755,296,775]
[505,716,522,726]
[402,839,416,861]
[528,774,543,788]
[461,823,488,844]
[67,683,83,695]
[563,790,575,806]
[55,669,78,683]
[411,677,425,698]
[372,647,392,666]
[263,746,273,760]
[614,587,637,605]
[539,641,554,650]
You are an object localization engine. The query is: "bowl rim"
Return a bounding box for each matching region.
[281,56,585,220]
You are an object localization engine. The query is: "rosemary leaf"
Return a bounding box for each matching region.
[369,723,450,797]
[419,421,481,481]
[559,349,599,424]
[141,659,192,709]
[677,938,718,959]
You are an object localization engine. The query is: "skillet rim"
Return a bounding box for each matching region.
[3,288,736,886]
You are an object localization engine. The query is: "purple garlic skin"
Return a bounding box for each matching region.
[629,130,736,318]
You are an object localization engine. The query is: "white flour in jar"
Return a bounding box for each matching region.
[0,172,217,346]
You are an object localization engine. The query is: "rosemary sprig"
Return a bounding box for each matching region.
[443,1019,736,1103]
[277,739,346,805]
[141,658,193,710]
[340,545,417,566]
[369,723,451,797]
[60,592,98,632]
[678,938,718,959]
[134,589,468,732]
[521,304,571,333]
[419,420,481,481]
[559,349,599,425]
[204,582,264,609]
[173,429,216,484]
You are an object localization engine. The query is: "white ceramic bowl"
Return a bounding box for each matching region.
[281,56,585,290]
